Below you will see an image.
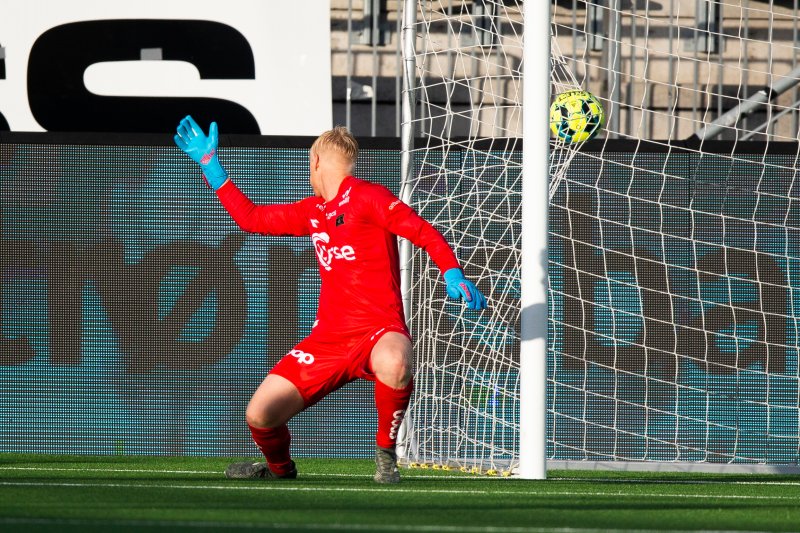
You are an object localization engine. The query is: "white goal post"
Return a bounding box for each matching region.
[518,0,550,480]
[398,0,800,476]
[397,0,553,479]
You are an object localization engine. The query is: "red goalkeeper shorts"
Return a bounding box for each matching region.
[268,324,410,407]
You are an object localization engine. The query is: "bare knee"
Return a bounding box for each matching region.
[245,374,305,428]
[371,333,413,389]
[376,352,412,388]
[245,403,285,429]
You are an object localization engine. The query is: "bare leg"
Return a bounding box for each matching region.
[370,332,413,389]
[226,374,306,479]
[246,374,305,429]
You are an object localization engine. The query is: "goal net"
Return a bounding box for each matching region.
[399,0,800,474]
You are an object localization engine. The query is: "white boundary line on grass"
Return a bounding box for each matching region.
[1,480,799,500]
[0,466,237,475]
[0,517,776,533]
[3,466,800,487]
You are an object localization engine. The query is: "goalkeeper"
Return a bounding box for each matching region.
[174,116,487,483]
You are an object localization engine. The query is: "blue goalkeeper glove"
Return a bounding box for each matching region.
[173,115,228,190]
[443,268,487,310]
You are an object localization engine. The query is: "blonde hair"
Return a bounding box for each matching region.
[310,126,359,167]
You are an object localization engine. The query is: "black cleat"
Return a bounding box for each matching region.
[374,447,400,484]
[225,460,297,480]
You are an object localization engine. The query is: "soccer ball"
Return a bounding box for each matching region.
[549,90,605,143]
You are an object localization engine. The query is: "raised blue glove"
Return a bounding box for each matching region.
[444,268,487,310]
[173,115,228,190]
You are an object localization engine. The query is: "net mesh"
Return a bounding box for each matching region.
[400,0,800,473]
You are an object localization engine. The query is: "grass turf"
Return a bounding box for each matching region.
[1,454,800,532]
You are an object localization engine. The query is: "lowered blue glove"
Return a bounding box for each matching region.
[173,115,228,190]
[444,268,487,310]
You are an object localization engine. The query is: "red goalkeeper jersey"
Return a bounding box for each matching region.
[216,175,461,339]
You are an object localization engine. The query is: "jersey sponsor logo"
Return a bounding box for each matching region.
[388,200,401,211]
[311,231,356,271]
[288,348,314,365]
[311,232,331,268]
[389,408,405,441]
[326,210,337,220]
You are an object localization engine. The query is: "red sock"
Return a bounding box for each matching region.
[374,378,413,449]
[247,423,293,476]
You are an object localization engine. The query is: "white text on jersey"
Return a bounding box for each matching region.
[312,231,356,271]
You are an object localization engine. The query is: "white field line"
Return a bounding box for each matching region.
[0,517,773,533]
[0,480,798,501]
[0,466,245,475]
[3,466,800,487]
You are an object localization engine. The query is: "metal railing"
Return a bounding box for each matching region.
[334,0,800,141]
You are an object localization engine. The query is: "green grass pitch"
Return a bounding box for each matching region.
[2,454,800,532]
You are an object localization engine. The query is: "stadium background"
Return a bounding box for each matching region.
[0,135,401,458]
[2,136,797,464]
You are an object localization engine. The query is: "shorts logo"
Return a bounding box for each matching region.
[389,408,405,441]
[289,349,315,365]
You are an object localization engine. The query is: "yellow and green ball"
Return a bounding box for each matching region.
[550,90,605,143]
